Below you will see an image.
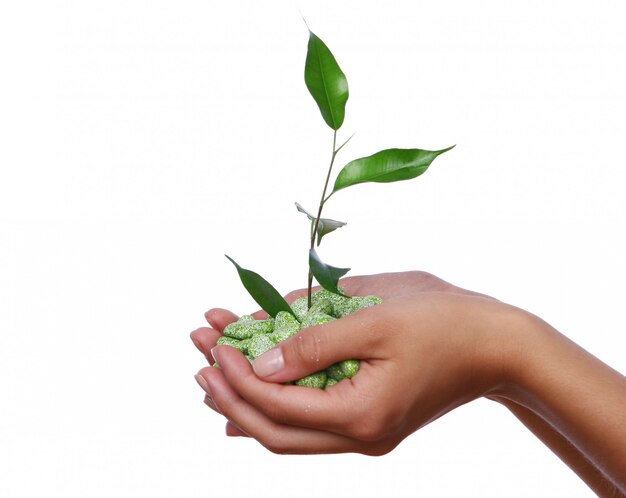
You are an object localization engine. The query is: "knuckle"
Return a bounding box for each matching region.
[414,270,434,280]
[347,398,403,443]
[357,307,391,350]
[263,441,284,455]
[236,365,258,388]
[350,418,384,442]
[380,410,405,437]
[413,270,454,292]
[348,407,387,442]
[260,397,290,425]
[289,329,327,367]
[362,439,398,457]
[260,430,291,455]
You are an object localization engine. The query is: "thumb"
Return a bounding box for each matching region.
[251,308,382,383]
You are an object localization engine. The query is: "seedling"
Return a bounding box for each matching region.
[222,28,454,387]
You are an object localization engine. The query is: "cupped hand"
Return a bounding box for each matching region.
[190,272,520,454]
[190,271,481,361]
[259,271,492,312]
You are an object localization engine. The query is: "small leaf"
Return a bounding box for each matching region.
[304,31,349,130]
[332,146,455,194]
[295,202,347,245]
[309,248,350,296]
[295,202,315,219]
[316,219,347,246]
[225,255,293,318]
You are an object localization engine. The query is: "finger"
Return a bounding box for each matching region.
[209,345,371,437]
[251,309,269,320]
[204,394,221,414]
[198,365,366,454]
[252,305,387,383]
[190,327,222,361]
[226,421,250,437]
[204,308,239,332]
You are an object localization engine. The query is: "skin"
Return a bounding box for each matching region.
[190,271,626,497]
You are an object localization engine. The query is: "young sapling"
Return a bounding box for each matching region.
[222,27,454,388]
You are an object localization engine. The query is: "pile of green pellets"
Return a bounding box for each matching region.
[216,289,382,389]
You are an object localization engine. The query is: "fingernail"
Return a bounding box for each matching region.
[204,394,221,413]
[210,346,221,365]
[252,347,284,378]
[195,374,211,395]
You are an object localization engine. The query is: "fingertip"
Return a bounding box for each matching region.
[226,421,250,437]
[252,347,285,379]
[209,344,227,365]
[204,394,222,414]
[190,329,202,352]
[190,327,222,361]
[211,344,255,378]
[204,308,239,332]
[195,373,211,394]
[259,314,377,383]
[251,309,269,320]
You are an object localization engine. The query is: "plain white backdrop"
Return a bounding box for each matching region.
[1,1,625,496]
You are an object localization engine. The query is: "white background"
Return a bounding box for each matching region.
[1,1,625,496]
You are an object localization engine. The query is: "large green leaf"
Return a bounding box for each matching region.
[332,146,455,194]
[309,249,350,296]
[225,255,293,318]
[304,31,349,130]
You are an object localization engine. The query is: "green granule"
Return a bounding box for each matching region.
[295,371,328,388]
[216,336,250,354]
[223,317,274,339]
[325,363,347,381]
[333,295,383,318]
[338,359,360,378]
[270,311,300,343]
[247,333,275,358]
[308,298,334,316]
[216,336,241,348]
[300,312,336,329]
[290,297,309,322]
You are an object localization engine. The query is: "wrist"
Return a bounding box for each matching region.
[480,302,551,402]
[482,303,626,493]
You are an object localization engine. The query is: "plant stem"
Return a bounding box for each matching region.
[308,130,338,307]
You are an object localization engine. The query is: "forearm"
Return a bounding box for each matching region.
[491,396,622,497]
[496,311,626,495]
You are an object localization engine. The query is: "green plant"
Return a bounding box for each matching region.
[222,27,454,387]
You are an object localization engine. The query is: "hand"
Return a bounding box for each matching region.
[255,270,493,308]
[191,271,626,495]
[190,272,519,454]
[190,270,483,355]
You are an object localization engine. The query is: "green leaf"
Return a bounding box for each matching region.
[295,202,347,246]
[225,255,293,318]
[332,146,455,194]
[304,31,349,130]
[309,249,350,296]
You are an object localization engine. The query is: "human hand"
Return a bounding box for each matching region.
[189,271,489,363]
[191,272,521,454]
[189,271,473,354]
